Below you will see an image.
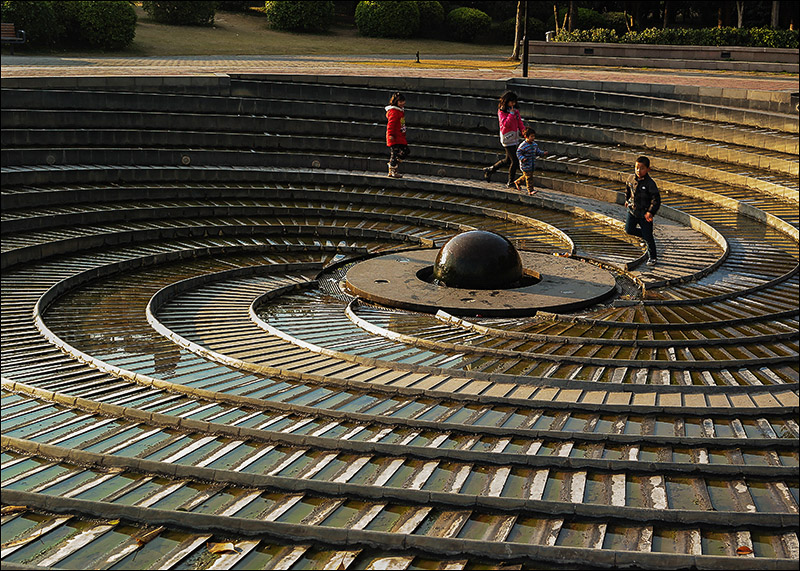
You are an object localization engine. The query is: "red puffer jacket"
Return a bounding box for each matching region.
[385,105,407,146]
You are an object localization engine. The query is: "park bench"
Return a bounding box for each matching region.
[1,22,26,54]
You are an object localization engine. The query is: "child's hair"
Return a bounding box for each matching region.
[389,92,406,106]
[523,127,536,138]
[636,155,650,168]
[498,91,518,110]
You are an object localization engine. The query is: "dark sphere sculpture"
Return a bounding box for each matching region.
[433,230,523,289]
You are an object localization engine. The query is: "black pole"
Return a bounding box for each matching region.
[522,0,529,77]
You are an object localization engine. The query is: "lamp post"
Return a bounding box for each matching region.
[522,0,529,77]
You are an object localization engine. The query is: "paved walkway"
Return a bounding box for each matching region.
[2,54,798,92]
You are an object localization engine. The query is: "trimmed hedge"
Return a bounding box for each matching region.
[264,1,334,33]
[416,0,444,37]
[72,1,136,49]
[554,27,619,44]
[445,6,490,43]
[355,1,419,38]
[142,1,216,26]
[554,26,798,49]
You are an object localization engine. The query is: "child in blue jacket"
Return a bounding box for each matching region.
[514,128,548,195]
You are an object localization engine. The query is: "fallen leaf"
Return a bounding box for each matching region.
[1,506,27,515]
[133,526,164,545]
[207,542,240,554]
[736,545,753,555]
[1,535,35,548]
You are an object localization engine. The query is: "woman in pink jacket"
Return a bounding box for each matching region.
[483,91,525,188]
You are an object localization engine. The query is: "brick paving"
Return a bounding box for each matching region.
[1,53,798,92]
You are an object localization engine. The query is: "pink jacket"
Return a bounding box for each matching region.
[498,107,525,146]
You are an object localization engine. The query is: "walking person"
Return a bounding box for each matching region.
[513,127,549,195]
[385,92,408,178]
[625,155,661,266]
[483,91,525,188]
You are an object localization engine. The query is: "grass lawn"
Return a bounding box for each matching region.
[24,5,512,58]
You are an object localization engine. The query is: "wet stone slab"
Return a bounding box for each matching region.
[345,249,617,317]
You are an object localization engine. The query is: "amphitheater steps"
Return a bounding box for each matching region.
[2,75,798,569]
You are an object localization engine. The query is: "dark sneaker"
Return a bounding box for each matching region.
[483,167,493,182]
[506,182,515,188]
[646,257,657,266]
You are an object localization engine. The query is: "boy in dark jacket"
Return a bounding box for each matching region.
[625,155,661,266]
[513,128,548,195]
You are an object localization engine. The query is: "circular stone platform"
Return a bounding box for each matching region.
[345,249,618,316]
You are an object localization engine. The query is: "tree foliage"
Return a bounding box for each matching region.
[1,0,136,49]
[354,1,420,38]
[142,1,216,26]
[264,1,335,33]
[445,6,491,42]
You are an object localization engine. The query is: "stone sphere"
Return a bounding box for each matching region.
[433,230,523,289]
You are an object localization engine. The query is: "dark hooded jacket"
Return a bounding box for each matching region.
[626,173,660,218]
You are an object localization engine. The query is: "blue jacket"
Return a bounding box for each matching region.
[516,140,546,172]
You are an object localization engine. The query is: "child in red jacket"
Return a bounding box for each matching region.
[385,92,408,178]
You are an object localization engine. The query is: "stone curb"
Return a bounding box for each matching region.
[2,435,794,526]
[3,490,797,570]
[3,382,797,476]
[0,220,425,270]
[251,299,791,371]
[432,309,798,348]
[6,376,789,455]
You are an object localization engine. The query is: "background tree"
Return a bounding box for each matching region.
[510,0,522,60]
[567,0,575,31]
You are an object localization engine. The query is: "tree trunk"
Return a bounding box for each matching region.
[567,0,575,32]
[511,1,523,60]
[553,3,559,33]
[736,1,745,28]
[771,1,780,28]
[663,0,671,29]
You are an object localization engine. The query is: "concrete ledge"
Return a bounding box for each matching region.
[2,489,797,570]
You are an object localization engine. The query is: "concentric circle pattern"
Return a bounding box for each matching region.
[1,74,798,570]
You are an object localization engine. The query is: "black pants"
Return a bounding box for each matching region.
[490,146,519,183]
[389,144,409,167]
[625,210,657,259]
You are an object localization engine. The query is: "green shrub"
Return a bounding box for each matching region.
[142,1,216,26]
[0,0,63,47]
[416,0,444,37]
[557,25,798,49]
[701,26,751,46]
[527,17,548,42]
[749,27,798,48]
[354,1,419,38]
[264,1,334,33]
[445,6,490,43]
[554,28,618,43]
[602,11,629,35]
[71,1,136,49]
